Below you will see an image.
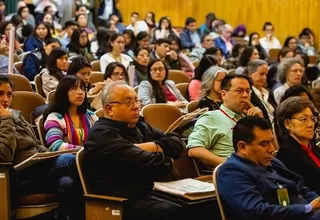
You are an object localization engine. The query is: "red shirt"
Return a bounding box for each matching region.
[300,143,320,167]
[163,85,177,102]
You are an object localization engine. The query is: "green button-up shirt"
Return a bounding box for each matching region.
[187,105,243,158]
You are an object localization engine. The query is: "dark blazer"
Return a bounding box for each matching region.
[250,88,277,123]
[218,153,319,220]
[179,29,201,50]
[277,136,320,195]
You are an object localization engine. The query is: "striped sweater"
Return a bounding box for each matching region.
[44,110,97,151]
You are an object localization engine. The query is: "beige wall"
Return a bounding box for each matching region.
[117,0,320,47]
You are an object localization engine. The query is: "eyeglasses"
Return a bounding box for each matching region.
[225,88,252,95]
[291,116,318,124]
[151,67,165,73]
[111,72,124,78]
[108,99,142,108]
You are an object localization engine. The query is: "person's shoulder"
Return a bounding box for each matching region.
[46,112,64,120]
[139,80,152,87]
[121,53,133,61]
[100,52,111,60]
[165,80,176,86]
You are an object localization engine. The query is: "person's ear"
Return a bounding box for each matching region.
[104,104,113,117]
[284,119,292,131]
[237,141,247,154]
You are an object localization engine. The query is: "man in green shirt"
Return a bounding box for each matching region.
[187,74,263,168]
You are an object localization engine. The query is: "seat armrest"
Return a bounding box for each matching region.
[84,194,128,203]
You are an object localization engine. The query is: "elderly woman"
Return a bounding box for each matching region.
[275,97,320,194]
[273,58,304,104]
[198,66,227,110]
[246,59,277,123]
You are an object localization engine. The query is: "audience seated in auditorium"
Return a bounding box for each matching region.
[126,12,149,35]
[267,47,295,91]
[187,74,263,168]
[180,17,201,50]
[214,24,235,59]
[43,75,97,151]
[198,66,227,110]
[67,56,92,92]
[24,22,51,52]
[0,75,83,220]
[273,58,304,104]
[23,37,60,81]
[248,32,268,61]
[199,13,216,37]
[189,34,214,62]
[235,46,260,74]
[133,47,150,86]
[153,16,177,41]
[67,28,93,61]
[150,38,179,70]
[138,59,188,110]
[100,33,133,72]
[59,20,79,49]
[123,29,136,57]
[218,116,320,220]
[246,59,277,123]
[41,47,68,96]
[298,30,316,56]
[259,22,281,55]
[188,54,217,101]
[83,81,184,220]
[275,97,320,195]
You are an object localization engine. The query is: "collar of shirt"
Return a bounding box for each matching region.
[252,86,269,102]
[220,104,243,121]
[300,143,312,153]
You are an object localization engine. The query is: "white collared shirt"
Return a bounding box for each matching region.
[252,86,275,122]
[259,36,281,55]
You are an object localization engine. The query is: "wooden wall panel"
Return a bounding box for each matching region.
[118,0,320,47]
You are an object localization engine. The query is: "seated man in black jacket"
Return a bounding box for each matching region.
[84,81,184,220]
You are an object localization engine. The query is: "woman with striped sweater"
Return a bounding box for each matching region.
[43,75,97,151]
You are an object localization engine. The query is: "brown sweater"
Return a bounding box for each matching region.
[0,109,48,166]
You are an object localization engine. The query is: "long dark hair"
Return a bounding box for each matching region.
[96,27,111,59]
[47,47,67,81]
[43,75,88,121]
[67,56,91,75]
[106,32,123,52]
[34,22,52,40]
[123,29,136,51]
[104,62,129,82]
[67,28,91,55]
[147,59,168,103]
[193,54,218,80]
[239,46,255,67]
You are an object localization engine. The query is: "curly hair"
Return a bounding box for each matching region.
[277,58,303,84]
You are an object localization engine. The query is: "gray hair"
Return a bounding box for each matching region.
[277,58,303,84]
[247,59,268,74]
[275,96,317,141]
[101,80,128,107]
[199,66,227,100]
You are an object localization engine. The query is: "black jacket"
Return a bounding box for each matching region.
[83,117,184,198]
[277,136,320,195]
[250,88,277,123]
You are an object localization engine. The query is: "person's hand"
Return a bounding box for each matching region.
[174,101,186,108]
[92,82,106,94]
[243,101,263,117]
[169,51,178,60]
[0,104,11,117]
[311,197,320,211]
[304,42,310,47]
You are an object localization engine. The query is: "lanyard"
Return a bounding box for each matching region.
[219,109,238,123]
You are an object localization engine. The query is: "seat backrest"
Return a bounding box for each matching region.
[142,104,182,132]
[91,60,101,72]
[47,90,56,103]
[309,55,318,65]
[187,100,200,113]
[269,49,280,62]
[8,74,32,92]
[76,148,89,195]
[35,115,48,148]
[94,108,104,118]
[176,83,189,99]
[174,149,200,179]
[212,164,226,220]
[34,74,46,98]
[14,61,23,75]
[11,91,46,123]
[168,70,190,84]
[90,72,104,85]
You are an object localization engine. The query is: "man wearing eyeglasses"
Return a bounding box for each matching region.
[83,81,184,220]
[187,74,264,171]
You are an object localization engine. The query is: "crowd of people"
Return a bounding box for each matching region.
[1,0,320,219]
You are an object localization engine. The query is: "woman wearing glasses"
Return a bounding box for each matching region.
[43,76,97,151]
[275,96,320,194]
[138,59,188,111]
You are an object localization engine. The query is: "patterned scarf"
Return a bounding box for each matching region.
[63,113,90,145]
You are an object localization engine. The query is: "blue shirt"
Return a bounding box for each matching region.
[190,32,201,45]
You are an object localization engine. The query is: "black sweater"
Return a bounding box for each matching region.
[83,117,184,199]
